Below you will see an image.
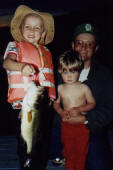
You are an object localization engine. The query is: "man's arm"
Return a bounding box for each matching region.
[86,68,113,131]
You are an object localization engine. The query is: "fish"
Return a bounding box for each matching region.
[21,81,47,155]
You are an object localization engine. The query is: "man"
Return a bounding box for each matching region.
[52,23,113,170]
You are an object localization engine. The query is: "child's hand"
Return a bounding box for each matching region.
[68,107,81,117]
[62,115,86,125]
[60,110,69,120]
[62,111,70,120]
[21,64,35,76]
[54,106,69,119]
[53,100,69,119]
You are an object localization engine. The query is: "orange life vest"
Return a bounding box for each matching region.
[7,41,56,103]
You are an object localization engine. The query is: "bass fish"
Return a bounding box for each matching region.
[21,81,46,155]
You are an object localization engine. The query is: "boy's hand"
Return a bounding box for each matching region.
[21,64,35,76]
[60,110,69,120]
[68,107,81,117]
[63,114,86,124]
[53,100,69,119]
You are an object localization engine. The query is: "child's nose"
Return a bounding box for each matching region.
[29,27,35,33]
[67,73,72,78]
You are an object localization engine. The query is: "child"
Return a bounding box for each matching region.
[53,50,96,170]
[3,5,56,170]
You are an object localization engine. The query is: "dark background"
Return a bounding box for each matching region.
[0,0,113,135]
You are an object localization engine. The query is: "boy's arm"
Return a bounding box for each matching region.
[3,54,25,71]
[53,96,68,119]
[53,86,68,119]
[69,85,96,117]
[3,54,35,76]
[77,85,96,113]
[53,96,63,114]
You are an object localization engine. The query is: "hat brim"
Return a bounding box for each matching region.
[11,5,54,45]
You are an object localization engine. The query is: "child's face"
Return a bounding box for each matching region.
[21,15,45,44]
[61,69,79,85]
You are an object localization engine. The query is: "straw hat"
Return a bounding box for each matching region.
[11,5,55,45]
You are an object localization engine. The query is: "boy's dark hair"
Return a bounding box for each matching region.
[58,50,83,73]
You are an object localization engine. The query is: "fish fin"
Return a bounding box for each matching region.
[27,111,32,122]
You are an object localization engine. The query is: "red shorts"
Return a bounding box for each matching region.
[61,122,90,170]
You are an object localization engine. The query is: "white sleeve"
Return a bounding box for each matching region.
[4,41,18,60]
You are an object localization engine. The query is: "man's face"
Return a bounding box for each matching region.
[72,33,98,63]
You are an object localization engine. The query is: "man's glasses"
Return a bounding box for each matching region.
[75,40,96,49]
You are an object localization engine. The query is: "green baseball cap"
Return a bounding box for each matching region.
[73,23,99,42]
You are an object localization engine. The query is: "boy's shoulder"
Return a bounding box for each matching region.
[58,84,64,88]
[77,82,90,90]
[4,41,18,60]
[58,84,64,90]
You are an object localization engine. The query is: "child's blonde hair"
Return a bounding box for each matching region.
[58,50,83,74]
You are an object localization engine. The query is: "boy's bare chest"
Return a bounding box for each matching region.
[60,86,85,108]
[61,88,83,100]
